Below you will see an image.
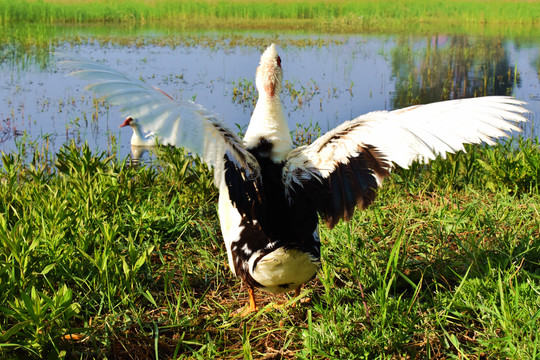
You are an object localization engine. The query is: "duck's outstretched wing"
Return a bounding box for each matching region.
[283,96,529,228]
[59,57,263,220]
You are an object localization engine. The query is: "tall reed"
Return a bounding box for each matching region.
[1,0,538,27]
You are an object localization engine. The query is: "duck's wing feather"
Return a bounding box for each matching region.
[59,57,264,220]
[283,96,529,228]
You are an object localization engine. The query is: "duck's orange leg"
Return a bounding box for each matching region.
[290,286,302,308]
[292,285,312,307]
[248,286,258,312]
[239,286,258,316]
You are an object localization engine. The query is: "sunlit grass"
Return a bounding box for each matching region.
[1,0,539,35]
[0,133,539,358]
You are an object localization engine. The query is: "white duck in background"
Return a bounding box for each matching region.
[119,116,158,165]
[120,116,158,146]
[61,44,528,315]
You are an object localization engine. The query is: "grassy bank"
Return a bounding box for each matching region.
[1,0,539,34]
[0,134,539,359]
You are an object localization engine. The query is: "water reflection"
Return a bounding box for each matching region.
[391,36,520,107]
[129,145,155,166]
[0,32,538,162]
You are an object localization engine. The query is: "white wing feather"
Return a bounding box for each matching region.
[287,96,528,177]
[59,58,259,189]
[284,96,528,194]
[360,97,528,168]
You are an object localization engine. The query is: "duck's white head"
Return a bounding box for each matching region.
[256,44,283,98]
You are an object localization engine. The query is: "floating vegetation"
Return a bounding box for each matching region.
[230,76,352,115]
[231,78,256,107]
[292,121,321,146]
[0,24,346,70]
[0,118,24,143]
[284,79,321,110]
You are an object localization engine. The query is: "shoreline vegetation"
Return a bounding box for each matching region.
[1,134,539,358]
[1,0,539,36]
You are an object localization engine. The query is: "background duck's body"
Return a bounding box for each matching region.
[62,44,529,314]
[120,116,158,165]
[120,116,157,147]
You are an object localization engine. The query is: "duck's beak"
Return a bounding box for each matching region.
[120,117,133,128]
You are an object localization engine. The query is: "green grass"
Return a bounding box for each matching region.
[0,133,539,359]
[1,0,539,35]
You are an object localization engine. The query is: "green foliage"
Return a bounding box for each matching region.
[393,137,540,195]
[477,138,540,193]
[0,141,220,358]
[0,136,539,358]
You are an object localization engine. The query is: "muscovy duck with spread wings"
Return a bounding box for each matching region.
[60,44,528,314]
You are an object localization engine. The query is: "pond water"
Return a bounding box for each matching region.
[1,30,539,161]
